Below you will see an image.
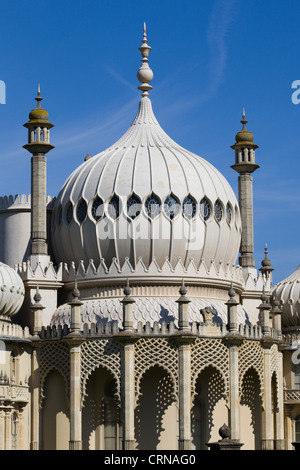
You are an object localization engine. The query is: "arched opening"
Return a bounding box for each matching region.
[240,367,262,450]
[135,365,178,450]
[82,366,120,450]
[42,369,69,450]
[191,365,226,449]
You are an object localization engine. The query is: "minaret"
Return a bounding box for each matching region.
[23,86,54,263]
[231,109,259,271]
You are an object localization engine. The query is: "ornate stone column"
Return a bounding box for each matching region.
[30,345,40,450]
[115,281,139,450]
[261,339,274,450]
[173,282,196,450]
[67,283,84,450]
[0,408,4,450]
[274,345,285,449]
[224,284,243,443]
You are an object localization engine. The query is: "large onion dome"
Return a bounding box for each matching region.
[51,26,242,276]
[271,266,300,329]
[0,262,25,321]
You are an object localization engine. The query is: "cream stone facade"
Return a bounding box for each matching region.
[0,26,299,451]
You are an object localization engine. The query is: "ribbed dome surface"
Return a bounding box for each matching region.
[51,96,241,274]
[0,262,25,320]
[271,266,300,328]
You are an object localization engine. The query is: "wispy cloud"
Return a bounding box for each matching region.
[206,0,237,94]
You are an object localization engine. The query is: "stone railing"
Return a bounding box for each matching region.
[0,383,29,404]
[39,320,280,341]
[284,389,300,404]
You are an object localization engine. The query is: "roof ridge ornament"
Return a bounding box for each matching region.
[137,22,153,97]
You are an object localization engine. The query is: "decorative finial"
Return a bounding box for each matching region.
[179,279,187,297]
[241,107,248,128]
[34,285,42,303]
[124,278,131,297]
[35,84,43,108]
[137,23,153,97]
[72,279,80,300]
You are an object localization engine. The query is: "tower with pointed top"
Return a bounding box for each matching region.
[23,86,54,261]
[231,110,259,271]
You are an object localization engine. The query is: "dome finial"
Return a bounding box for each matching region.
[35,84,43,108]
[137,22,153,97]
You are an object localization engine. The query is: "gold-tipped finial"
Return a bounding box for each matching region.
[137,22,153,96]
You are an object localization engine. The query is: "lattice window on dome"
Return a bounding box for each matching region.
[91,196,104,221]
[226,203,232,225]
[182,196,196,220]
[66,202,73,225]
[164,195,180,220]
[127,194,142,220]
[107,195,121,220]
[145,193,161,219]
[214,200,223,222]
[199,197,211,221]
[76,199,87,223]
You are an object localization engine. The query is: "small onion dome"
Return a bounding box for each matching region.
[26,85,51,124]
[233,109,258,148]
[0,262,25,321]
[271,266,300,328]
[259,244,273,276]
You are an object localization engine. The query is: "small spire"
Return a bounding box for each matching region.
[241,107,248,129]
[35,84,43,108]
[137,22,153,97]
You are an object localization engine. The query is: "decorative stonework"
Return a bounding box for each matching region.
[39,342,70,408]
[134,338,178,404]
[238,340,264,394]
[190,338,229,398]
[80,339,122,406]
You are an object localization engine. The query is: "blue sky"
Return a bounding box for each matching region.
[0,0,299,284]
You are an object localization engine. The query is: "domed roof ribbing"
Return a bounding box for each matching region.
[0,262,25,320]
[51,25,242,275]
[271,266,300,328]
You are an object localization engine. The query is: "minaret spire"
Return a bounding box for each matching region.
[23,86,54,259]
[231,109,259,270]
[137,22,153,97]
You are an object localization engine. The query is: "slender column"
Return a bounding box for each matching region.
[68,284,84,450]
[261,341,274,450]
[31,347,40,450]
[31,153,48,255]
[18,408,24,450]
[178,343,192,450]
[69,342,82,450]
[122,342,135,450]
[0,409,4,450]
[4,408,12,450]
[274,348,285,449]
[285,405,294,450]
[224,284,243,442]
[174,281,195,450]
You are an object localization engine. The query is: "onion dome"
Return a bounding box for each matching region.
[259,244,273,276]
[27,85,50,122]
[51,25,241,276]
[271,266,300,328]
[0,262,25,321]
[234,109,257,147]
